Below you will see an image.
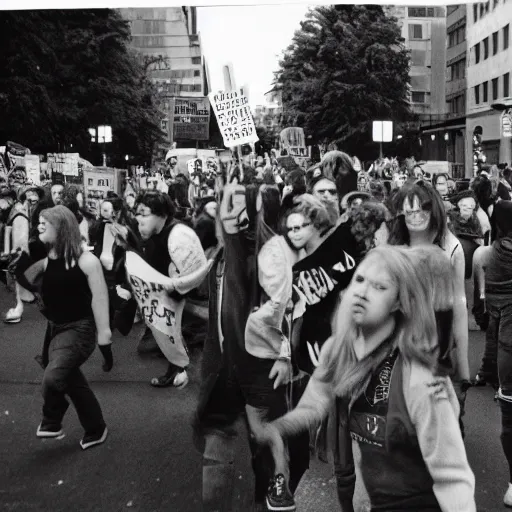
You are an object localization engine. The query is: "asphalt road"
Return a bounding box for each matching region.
[0,290,508,511]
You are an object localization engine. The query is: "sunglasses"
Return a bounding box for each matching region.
[287,222,311,233]
[316,188,337,196]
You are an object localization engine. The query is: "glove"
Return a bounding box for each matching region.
[99,344,114,372]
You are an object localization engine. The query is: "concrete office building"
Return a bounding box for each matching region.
[466,0,512,172]
[420,4,467,178]
[120,7,210,159]
[387,7,447,116]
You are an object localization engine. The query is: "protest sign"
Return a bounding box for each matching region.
[24,155,41,185]
[83,168,115,214]
[125,251,189,368]
[47,153,79,177]
[173,97,210,141]
[208,87,259,148]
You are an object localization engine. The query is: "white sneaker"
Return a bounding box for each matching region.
[173,369,189,389]
[504,482,512,507]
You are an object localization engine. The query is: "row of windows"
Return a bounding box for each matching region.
[474,24,510,64]
[448,93,465,115]
[474,73,510,105]
[473,0,508,22]
[448,26,465,48]
[411,91,428,103]
[448,59,466,81]
[155,83,202,94]
[408,7,435,17]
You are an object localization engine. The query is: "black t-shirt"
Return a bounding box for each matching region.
[292,220,362,373]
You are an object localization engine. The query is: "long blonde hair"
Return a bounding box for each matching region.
[317,245,438,405]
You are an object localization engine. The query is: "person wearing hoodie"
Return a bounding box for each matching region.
[472,200,512,507]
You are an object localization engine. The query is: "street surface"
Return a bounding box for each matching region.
[0,289,507,511]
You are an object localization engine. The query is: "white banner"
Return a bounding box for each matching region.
[209,88,259,148]
[24,155,41,185]
[125,251,189,368]
[47,153,79,176]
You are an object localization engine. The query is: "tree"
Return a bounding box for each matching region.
[276,5,412,158]
[0,10,165,165]
[255,126,276,156]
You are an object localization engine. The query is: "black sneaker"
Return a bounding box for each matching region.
[266,474,296,512]
[80,426,108,450]
[472,374,487,387]
[36,423,64,438]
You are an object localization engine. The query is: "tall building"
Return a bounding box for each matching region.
[466,0,512,172]
[387,6,447,118]
[419,4,467,178]
[119,7,210,159]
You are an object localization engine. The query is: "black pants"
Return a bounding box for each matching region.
[41,318,105,435]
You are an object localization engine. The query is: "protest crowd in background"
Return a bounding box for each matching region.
[3,128,512,512]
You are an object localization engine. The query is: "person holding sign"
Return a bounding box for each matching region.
[132,190,208,389]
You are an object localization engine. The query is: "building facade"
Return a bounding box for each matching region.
[419,4,467,178]
[119,7,209,159]
[466,0,512,172]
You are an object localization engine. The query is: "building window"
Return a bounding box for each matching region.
[473,3,478,21]
[475,84,480,104]
[480,3,485,16]
[483,81,489,102]
[409,24,423,39]
[194,70,200,77]
[411,49,426,66]
[191,57,201,64]
[493,77,499,99]
[447,5,459,14]
[408,7,435,17]
[494,0,499,8]
[505,72,510,97]
[475,43,481,63]
[411,91,426,103]
[493,31,499,55]
[484,37,489,59]
[504,24,510,50]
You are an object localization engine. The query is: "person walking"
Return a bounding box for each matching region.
[15,205,110,450]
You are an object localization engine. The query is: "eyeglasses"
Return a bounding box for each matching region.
[401,209,430,219]
[316,188,338,196]
[287,222,311,233]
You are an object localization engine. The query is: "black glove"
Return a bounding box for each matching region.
[99,344,114,372]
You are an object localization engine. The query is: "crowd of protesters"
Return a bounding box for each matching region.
[2,150,512,510]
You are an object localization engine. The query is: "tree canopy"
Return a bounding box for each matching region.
[0,10,165,166]
[276,5,413,157]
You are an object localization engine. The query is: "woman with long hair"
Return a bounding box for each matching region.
[387,180,471,402]
[251,245,476,511]
[15,205,110,450]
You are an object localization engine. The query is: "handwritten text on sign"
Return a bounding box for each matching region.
[209,88,259,148]
[125,251,189,368]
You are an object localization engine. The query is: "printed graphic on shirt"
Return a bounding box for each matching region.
[349,350,398,448]
[292,250,356,320]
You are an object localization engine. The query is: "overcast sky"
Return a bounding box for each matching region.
[197,4,310,107]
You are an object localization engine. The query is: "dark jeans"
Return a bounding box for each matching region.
[485,301,512,481]
[196,352,309,510]
[41,318,105,435]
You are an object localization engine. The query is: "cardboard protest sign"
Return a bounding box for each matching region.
[209,88,259,148]
[24,155,41,185]
[83,168,115,214]
[173,97,210,141]
[47,153,79,177]
[125,251,189,368]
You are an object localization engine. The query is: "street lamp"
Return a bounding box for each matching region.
[89,126,112,167]
[372,120,393,158]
